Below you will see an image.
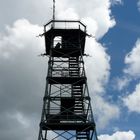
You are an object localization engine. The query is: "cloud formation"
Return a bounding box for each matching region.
[115,38,140,91]
[99,130,135,140]
[0,0,123,139]
[114,76,130,91]
[56,0,116,39]
[0,19,45,140]
[124,39,140,78]
[0,19,44,59]
[84,38,120,128]
[123,83,140,113]
[111,0,123,5]
[137,0,140,11]
[113,38,140,114]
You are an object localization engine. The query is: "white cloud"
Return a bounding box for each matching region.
[123,82,140,113]
[124,38,140,78]
[84,38,120,128]
[56,0,116,39]
[7,111,30,128]
[99,130,135,140]
[0,19,44,59]
[114,76,130,91]
[57,8,79,20]
[0,19,45,140]
[137,0,140,11]
[111,0,123,5]
[114,38,140,91]
[93,95,120,128]
[112,38,140,115]
[85,38,110,94]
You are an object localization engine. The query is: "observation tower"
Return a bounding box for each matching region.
[37,19,98,140]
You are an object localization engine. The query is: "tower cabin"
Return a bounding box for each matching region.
[44,20,86,57]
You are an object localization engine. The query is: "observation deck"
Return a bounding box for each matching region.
[44,20,87,56]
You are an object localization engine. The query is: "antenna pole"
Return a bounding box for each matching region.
[53,0,55,20]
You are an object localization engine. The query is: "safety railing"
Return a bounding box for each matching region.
[44,20,86,32]
[48,66,85,77]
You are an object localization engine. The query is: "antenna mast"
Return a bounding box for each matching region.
[53,0,55,20]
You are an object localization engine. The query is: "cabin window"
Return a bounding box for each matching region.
[53,36,62,48]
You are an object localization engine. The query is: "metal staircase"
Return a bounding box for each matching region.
[76,131,90,140]
[72,84,84,114]
[69,57,79,77]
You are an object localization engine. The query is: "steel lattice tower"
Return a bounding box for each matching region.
[38,20,98,140]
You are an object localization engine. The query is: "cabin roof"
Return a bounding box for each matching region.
[44,20,86,33]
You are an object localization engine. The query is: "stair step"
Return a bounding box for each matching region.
[75,106,83,108]
[69,61,78,62]
[75,101,83,103]
[69,71,79,73]
[75,109,83,110]
[74,109,83,111]
[70,71,79,72]
[74,110,83,112]
[73,95,82,96]
[69,64,79,65]
[69,70,79,71]
[69,62,78,63]
[75,104,83,106]
[70,73,79,75]
[73,96,82,97]
[75,102,83,103]
[74,108,83,110]
[73,86,82,87]
[77,131,89,140]
[69,67,79,68]
[73,86,82,88]
[77,137,88,139]
[75,107,83,108]
[77,133,87,135]
[69,71,79,72]
[69,66,79,67]
[69,58,78,60]
[75,105,83,107]
[73,90,82,91]
[73,90,82,92]
[73,92,82,93]
[69,58,77,60]
[73,87,82,89]
[73,87,83,88]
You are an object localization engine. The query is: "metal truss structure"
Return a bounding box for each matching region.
[38,20,98,140]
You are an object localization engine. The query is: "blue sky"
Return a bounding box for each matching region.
[100,0,140,139]
[102,0,140,75]
[0,0,140,140]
